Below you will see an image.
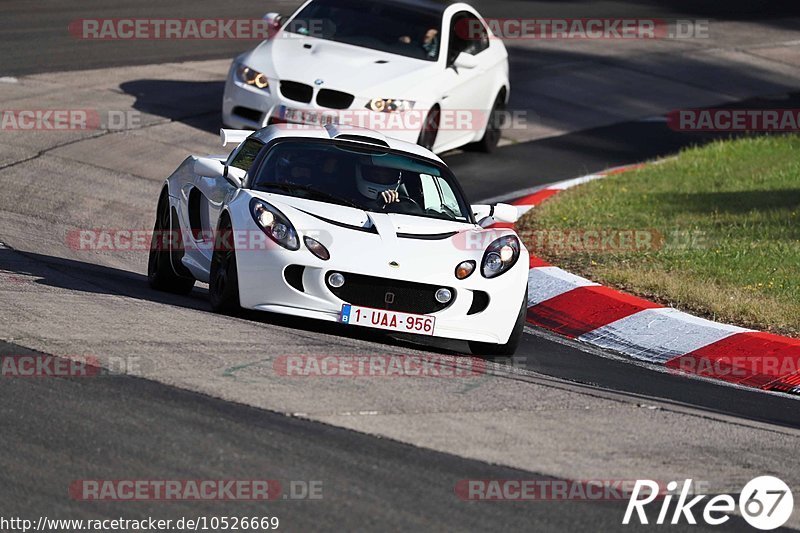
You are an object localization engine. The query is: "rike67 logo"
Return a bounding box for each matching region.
[623,476,793,529]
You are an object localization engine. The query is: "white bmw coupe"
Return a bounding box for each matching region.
[148,125,528,354]
[222,0,509,154]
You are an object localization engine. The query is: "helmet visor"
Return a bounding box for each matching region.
[361,165,401,185]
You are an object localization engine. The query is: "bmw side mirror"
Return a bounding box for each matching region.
[263,12,285,38]
[453,52,478,70]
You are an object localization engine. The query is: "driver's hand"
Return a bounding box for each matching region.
[380,190,400,204]
[423,29,438,44]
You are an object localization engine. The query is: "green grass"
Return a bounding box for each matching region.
[517,135,800,336]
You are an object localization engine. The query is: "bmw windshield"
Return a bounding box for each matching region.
[251,140,473,223]
[285,0,442,61]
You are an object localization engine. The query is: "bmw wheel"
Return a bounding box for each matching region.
[470,92,505,153]
[417,106,440,151]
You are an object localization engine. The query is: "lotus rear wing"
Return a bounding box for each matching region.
[220,128,252,147]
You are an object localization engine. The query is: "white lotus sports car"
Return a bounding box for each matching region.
[148,125,529,354]
[222,0,509,154]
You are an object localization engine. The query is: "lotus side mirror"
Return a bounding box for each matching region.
[194,157,225,179]
[492,203,519,223]
[225,165,246,188]
[472,203,520,227]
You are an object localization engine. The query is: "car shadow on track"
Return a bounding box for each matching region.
[0,247,474,357]
[119,79,225,134]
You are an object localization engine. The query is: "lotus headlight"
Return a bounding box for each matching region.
[366,98,415,113]
[250,198,299,250]
[235,63,270,90]
[481,235,520,278]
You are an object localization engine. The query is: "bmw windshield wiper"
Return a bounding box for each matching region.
[258,182,363,209]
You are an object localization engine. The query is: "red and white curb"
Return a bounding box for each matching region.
[506,165,800,396]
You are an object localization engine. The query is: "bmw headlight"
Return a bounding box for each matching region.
[366,98,415,113]
[250,199,299,250]
[481,235,520,278]
[235,63,270,90]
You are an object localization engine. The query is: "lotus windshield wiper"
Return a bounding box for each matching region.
[259,182,363,209]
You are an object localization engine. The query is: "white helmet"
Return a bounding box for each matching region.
[356,161,401,200]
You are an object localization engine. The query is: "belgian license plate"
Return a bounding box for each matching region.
[340,304,436,336]
[278,106,338,126]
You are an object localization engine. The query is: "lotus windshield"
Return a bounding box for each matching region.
[285,0,442,61]
[251,140,472,222]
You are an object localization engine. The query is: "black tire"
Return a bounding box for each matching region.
[469,92,505,153]
[209,218,241,315]
[417,106,440,151]
[147,190,195,294]
[469,288,527,356]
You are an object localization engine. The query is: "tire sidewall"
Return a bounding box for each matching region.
[209,221,241,313]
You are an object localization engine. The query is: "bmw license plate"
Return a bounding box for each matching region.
[340,304,436,336]
[278,106,339,126]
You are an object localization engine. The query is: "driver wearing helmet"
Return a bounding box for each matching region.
[356,163,404,207]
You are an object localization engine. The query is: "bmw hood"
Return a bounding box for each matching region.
[242,34,439,99]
